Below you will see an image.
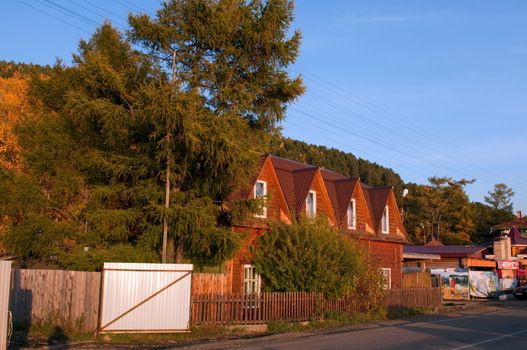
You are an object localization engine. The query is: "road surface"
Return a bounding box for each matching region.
[183,301,527,350]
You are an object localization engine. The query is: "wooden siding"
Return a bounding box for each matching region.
[250,157,291,224]
[10,269,101,333]
[361,240,403,289]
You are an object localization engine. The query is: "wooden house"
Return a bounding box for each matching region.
[196,155,410,294]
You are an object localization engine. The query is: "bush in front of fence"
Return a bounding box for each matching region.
[251,218,385,309]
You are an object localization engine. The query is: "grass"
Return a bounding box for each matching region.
[11,306,441,347]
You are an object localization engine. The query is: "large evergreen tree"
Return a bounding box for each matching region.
[1,0,303,269]
[128,0,304,261]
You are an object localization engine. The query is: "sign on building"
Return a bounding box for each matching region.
[497,261,519,269]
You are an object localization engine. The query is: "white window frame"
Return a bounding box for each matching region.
[382,205,389,234]
[347,198,357,229]
[254,180,267,218]
[243,264,261,294]
[306,190,317,218]
[381,268,392,290]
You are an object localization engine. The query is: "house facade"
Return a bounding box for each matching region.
[219,155,409,294]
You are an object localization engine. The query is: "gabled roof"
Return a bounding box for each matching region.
[509,227,527,245]
[321,169,358,223]
[292,168,318,213]
[492,217,527,229]
[362,185,392,230]
[271,156,318,213]
[403,245,490,258]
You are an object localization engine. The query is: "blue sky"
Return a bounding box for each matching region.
[2,0,526,212]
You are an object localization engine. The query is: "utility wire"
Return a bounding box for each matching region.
[69,0,127,28]
[79,0,129,22]
[38,0,100,26]
[287,109,494,192]
[292,65,514,177]
[18,0,91,34]
[290,67,527,193]
[284,119,462,182]
[113,0,151,14]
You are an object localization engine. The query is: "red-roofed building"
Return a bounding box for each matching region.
[215,155,410,295]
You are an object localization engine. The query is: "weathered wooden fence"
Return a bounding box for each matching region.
[191,292,321,325]
[10,269,101,333]
[7,268,442,331]
[191,288,442,325]
[402,271,433,288]
[384,287,442,309]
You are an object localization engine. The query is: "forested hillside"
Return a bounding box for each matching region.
[270,137,405,193]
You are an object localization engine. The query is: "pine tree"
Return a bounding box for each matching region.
[484,183,514,213]
[128,0,304,261]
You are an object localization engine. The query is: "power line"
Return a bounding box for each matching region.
[18,0,91,34]
[283,119,476,184]
[78,0,129,22]
[288,101,527,193]
[113,0,151,14]
[287,109,496,192]
[290,66,527,193]
[292,65,512,173]
[38,0,100,27]
[69,0,128,28]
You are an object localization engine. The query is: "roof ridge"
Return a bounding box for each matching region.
[270,155,315,167]
[292,167,319,174]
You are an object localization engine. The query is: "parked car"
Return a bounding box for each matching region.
[514,279,527,299]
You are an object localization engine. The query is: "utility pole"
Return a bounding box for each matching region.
[162,50,177,263]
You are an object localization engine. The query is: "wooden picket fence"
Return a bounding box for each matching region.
[191,287,441,325]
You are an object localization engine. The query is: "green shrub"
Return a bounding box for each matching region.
[252,218,384,301]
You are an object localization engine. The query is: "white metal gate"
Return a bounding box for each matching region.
[0,261,11,350]
[99,262,192,333]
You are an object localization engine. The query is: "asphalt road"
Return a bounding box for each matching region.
[184,301,527,350]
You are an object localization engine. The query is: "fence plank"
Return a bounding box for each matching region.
[10,269,101,333]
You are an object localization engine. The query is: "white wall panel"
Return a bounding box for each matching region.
[100,262,192,332]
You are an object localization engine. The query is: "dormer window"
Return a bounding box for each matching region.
[347,199,356,229]
[381,205,389,233]
[306,190,316,218]
[254,180,267,218]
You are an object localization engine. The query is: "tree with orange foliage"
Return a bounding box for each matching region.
[0,72,31,171]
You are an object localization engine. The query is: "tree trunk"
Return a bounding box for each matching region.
[162,50,178,264]
[162,164,170,263]
[167,238,175,262]
[175,243,184,263]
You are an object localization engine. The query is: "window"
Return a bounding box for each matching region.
[381,268,391,290]
[381,205,389,233]
[347,199,356,229]
[306,190,316,218]
[254,180,267,218]
[243,265,261,294]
